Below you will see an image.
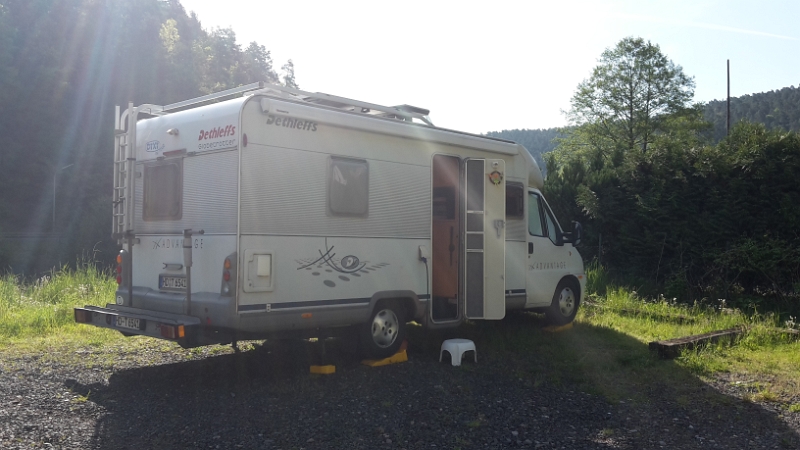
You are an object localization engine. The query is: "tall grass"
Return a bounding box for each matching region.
[0,263,116,341]
[584,259,612,297]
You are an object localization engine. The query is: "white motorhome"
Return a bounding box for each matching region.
[75,83,585,358]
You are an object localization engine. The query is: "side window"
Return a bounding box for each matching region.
[432,187,455,220]
[527,192,545,236]
[506,183,524,219]
[328,157,368,216]
[143,160,182,221]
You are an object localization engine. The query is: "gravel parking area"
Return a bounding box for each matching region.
[1,332,798,450]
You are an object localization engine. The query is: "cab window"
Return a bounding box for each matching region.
[527,192,545,236]
[545,210,559,244]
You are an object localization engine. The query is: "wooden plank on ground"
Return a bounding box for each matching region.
[648,326,746,359]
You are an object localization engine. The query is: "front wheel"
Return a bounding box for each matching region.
[545,279,580,326]
[360,301,406,359]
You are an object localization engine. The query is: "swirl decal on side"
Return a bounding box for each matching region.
[295,239,390,288]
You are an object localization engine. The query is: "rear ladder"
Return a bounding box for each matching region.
[112,103,135,244]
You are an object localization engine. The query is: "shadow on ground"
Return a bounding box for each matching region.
[68,313,800,449]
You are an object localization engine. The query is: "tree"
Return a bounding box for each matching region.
[243,42,278,85]
[567,37,695,154]
[281,59,298,89]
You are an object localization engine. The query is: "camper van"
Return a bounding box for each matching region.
[74,83,585,358]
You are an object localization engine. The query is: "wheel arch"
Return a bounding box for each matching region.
[559,274,582,301]
[369,290,421,322]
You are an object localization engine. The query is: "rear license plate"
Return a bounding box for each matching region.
[116,315,144,330]
[159,275,187,291]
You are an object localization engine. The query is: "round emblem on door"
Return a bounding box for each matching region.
[488,170,503,186]
[340,255,360,270]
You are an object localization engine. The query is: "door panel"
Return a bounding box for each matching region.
[431,155,460,321]
[464,159,506,320]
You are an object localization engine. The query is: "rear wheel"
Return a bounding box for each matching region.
[360,301,406,359]
[545,279,580,326]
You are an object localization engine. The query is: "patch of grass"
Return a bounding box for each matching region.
[788,404,800,413]
[72,390,91,403]
[585,259,613,296]
[580,280,800,403]
[748,387,780,403]
[0,263,117,345]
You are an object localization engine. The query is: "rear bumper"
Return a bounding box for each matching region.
[74,304,201,342]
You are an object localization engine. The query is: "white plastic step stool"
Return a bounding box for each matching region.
[439,339,477,366]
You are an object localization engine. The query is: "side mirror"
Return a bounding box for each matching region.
[571,221,582,246]
[564,221,582,246]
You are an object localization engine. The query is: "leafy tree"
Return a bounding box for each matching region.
[281,59,298,89]
[243,42,279,85]
[567,37,695,155]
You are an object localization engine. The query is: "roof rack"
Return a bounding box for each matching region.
[254,83,434,126]
[131,82,435,126]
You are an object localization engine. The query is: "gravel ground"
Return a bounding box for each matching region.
[1,332,799,450]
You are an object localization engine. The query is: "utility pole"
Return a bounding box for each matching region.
[727,59,731,136]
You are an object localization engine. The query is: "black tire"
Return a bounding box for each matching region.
[545,279,580,326]
[359,300,407,359]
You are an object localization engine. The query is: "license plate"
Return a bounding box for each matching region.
[159,275,187,291]
[116,315,144,330]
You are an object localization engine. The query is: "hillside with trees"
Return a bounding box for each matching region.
[0,0,296,273]
[705,85,800,141]
[484,128,563,176]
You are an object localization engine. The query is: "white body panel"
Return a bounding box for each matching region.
[238,236,428,311]
[131,235,235,293]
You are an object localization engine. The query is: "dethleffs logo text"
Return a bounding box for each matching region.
[266,115,318,132]
[198,125,236,140]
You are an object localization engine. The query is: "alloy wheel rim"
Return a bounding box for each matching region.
[559,287,575,317]
[371,309,399,348]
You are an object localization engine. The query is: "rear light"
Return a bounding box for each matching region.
[160,324,185,339]
[115,250,125,286]
[116,249,130,288]
[224,258,232,269]
[74,309,92,323]
[223,271,231,281]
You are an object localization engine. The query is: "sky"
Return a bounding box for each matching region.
[178,0,799,134]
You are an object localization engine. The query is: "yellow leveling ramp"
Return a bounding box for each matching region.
[309,365,336,374]
[542,322,574,333]
[362,349,408,367]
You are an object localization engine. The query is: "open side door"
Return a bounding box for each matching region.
[463,158,506,320]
